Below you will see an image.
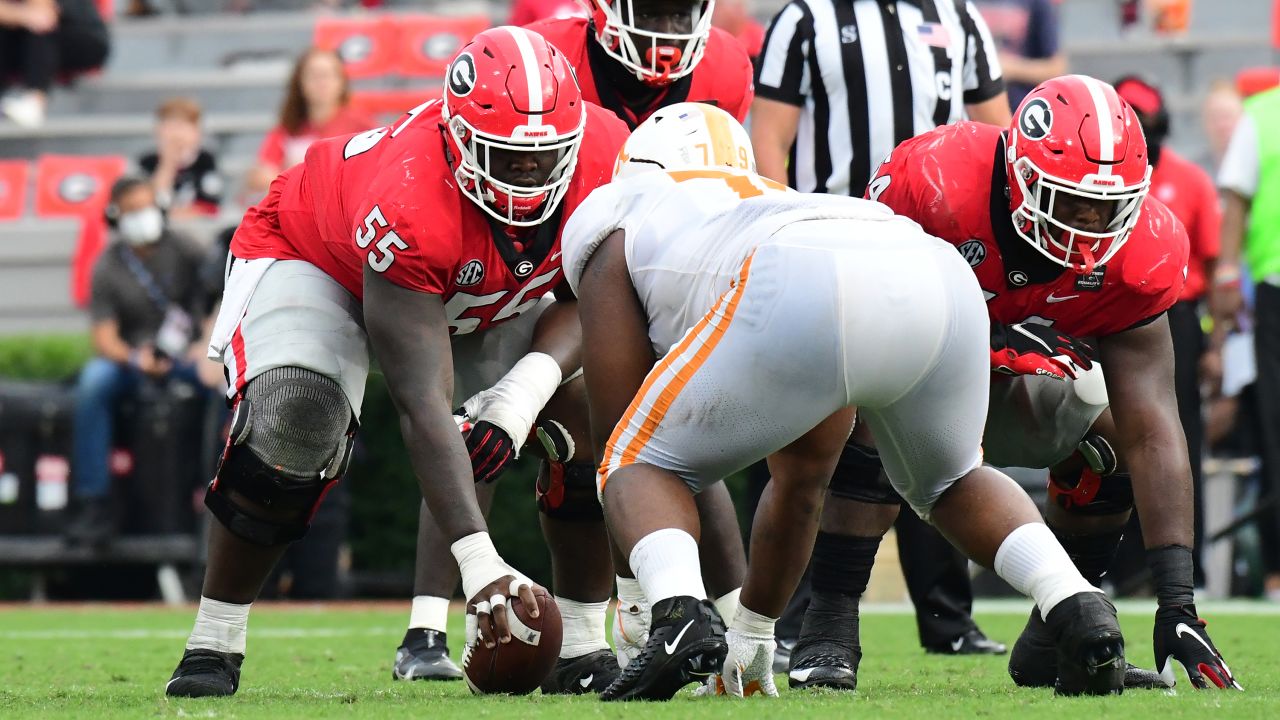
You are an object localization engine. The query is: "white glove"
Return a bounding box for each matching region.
[460,352,562,459]
[704,605,779,698]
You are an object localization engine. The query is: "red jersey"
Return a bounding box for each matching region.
[1150,148,1220,301]
[526,17,754,128]
[232,99,629,335]
[869,122,1189,339]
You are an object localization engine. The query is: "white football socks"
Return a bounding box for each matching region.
[994,522,1100,616]
[408,595,450,633]
[629,528,707,604]
[556,597,610,659]
[186,596,250,655]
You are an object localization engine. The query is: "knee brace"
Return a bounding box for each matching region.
[828,442,902,505]
[205,368,356,546]
[537,461,604,521]
[1048,471,1134,517]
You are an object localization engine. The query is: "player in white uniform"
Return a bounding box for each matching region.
[564,103,1130,701]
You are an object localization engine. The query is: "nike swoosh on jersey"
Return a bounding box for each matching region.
[550,251,563,262]
[1046,293,1079,303]
[664,619,696,655]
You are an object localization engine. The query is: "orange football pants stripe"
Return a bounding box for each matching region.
[598,252,755,490]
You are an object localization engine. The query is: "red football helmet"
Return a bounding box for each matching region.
[584,0,715,86]
[442,26,586,227]
[1006,74,1152,274]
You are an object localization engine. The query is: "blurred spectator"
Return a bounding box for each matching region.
[1116,75,1221,585]
[1213,86,1280,601]
[64,177,210,548]
[246,48,372,196]
[508,0,585,24]
[713,0,764,61]
[972,0,1066,110]
[0,0,110,128]
[1201,79,1244,173]
[137,97,224,219]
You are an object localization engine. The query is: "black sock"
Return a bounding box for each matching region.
[797,532,881,655]
[1050,525,1124,587]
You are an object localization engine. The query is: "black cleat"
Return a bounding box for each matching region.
[1011,605,1165,690]
[392,629,462,681]
[787,591,860,691]
[772,637,795,674]
[540,649,621,694]
[926,628,1008,655]
[165,648,243,698]
[1043,593,1126,696]
[600,596,726,701]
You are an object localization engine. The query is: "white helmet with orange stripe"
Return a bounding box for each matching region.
[613,101,754,179]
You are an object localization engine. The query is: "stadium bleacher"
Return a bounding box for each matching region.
[0,0,1274,337]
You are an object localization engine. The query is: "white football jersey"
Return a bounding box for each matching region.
[562,167,919,355]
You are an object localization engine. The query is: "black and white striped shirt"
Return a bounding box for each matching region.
[756,0,1005,196]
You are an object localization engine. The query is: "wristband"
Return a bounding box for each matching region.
[451,531,524,601]
[1213,266,1242,287]
[463,352,563,456]
[730,604,778,639]
[1148,544,1195,608]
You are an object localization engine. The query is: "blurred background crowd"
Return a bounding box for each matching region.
[0,0,1277,606]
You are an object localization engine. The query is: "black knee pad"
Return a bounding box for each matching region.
[536,461,603,521]
[205,388,357,546]
[1049,471,1134,517]
[828,441,901,505]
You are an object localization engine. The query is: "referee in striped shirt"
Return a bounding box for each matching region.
[750,0,1015,688]
[752,0,1011,196]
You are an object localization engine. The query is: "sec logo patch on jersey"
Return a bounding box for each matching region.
[456,259,484,286]
[958,239,986,267]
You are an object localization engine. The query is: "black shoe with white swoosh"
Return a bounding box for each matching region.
[165,648,243,697]
[540,649,621,694]
[787,590,860,691]
[600,596,726,701]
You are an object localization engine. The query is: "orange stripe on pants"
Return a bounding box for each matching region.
[598,253,756,490]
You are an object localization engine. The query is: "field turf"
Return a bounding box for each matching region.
[0,601,1276,719]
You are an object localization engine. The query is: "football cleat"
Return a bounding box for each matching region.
[1010,606,1167,690]
[772,637,795,674]
[600,596,726,701]
[926,628,1008,655]
[165,648,243,698]
[540,649,621,694]
[787,591,860,691]
[1041,593,1126,696]
[392,629,462,681]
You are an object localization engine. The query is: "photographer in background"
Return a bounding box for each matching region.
[64,177,211,548]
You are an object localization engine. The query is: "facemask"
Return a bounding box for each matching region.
[118,206,164,246]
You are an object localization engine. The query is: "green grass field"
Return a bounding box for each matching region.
[1,601,1276,719]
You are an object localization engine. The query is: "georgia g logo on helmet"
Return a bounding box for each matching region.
[448,52,477,97]
[1018,97,1053,140]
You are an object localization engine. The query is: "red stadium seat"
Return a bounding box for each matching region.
[349,89,436,123]
[314,16,400,79]
[396,15,491,77]
[0,160,30,221]
[34,155,126,219]
[1237,67,1280,98]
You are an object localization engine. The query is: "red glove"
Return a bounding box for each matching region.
[990,321,1094,380]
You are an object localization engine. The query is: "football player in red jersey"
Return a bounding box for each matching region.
[163,27,629,698]
[526,1,754,128]
[787,75,1242,693]
[394,0,754,687]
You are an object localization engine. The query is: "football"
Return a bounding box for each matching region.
[463,587,563,695]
